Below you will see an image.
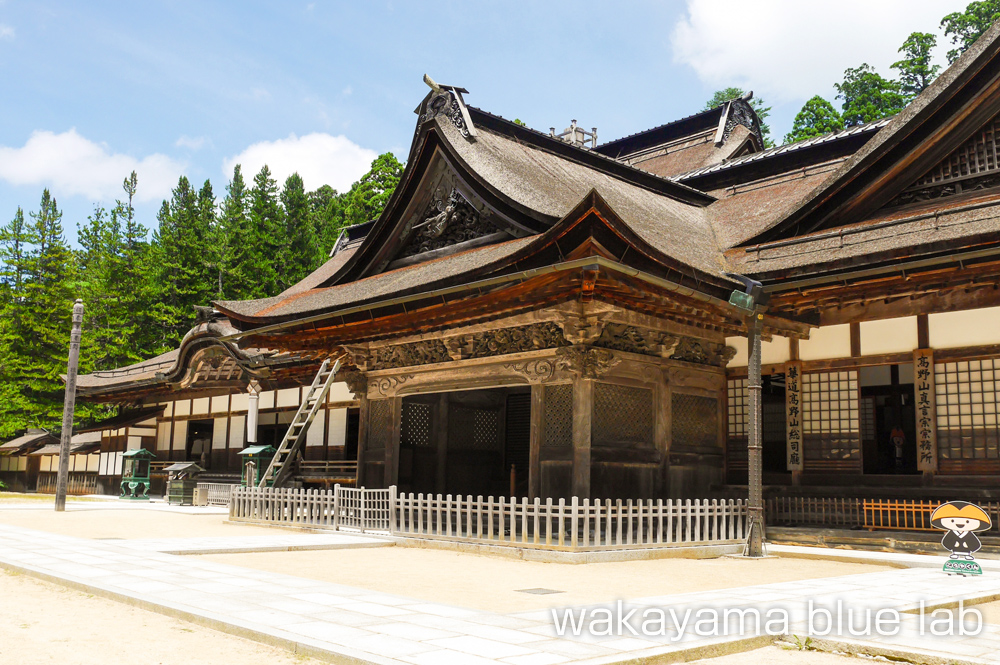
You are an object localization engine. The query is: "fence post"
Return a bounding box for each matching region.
[571,496,579,549]
[389,485,398,535]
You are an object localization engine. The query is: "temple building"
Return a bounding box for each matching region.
[8,24,1000,502]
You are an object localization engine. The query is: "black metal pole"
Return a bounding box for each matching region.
[746,310,765,557]
[55,299,84,512]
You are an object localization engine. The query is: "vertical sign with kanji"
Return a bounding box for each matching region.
[914,349,937,472]
[785,360,804,471]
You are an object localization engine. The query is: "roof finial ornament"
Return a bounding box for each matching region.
[418,74,478,140]
[423,73,443,94]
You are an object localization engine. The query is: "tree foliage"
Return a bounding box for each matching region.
[0,153,405,438]
[941,0,1000,63]
[835,64,908,127]
[703,87,774,147]
[784,96,845,144]
[893,32,941,99]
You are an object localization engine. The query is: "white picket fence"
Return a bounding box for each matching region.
[197,482,237,506]
[230,485,392,533]
[228,485,747,550]
[394,493,747,550]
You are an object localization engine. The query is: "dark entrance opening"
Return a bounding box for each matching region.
[399,386,531,497]
[762,374,788,474]
[345,408,360,461]
[861,364,918,474]
[186,420,214,469]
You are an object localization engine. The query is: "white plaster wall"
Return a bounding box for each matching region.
[87,454,99,472]
[258,391,275,410]
[799,324,852,361]
[210,395,230,414]
[258,412,276,427]
[172,420,188,451]
[113,451,124,475]
[191,398,210,415]
[212,417,228,450]
[761,336,791,365]
[277,411,295,425]
[861,316,917,355]
[174,400,190,417]
[329,408,347,447]
[726,336,748,367]
[930,306,1000,348]
[276,388,299,408]
[126,436,142,450]
[156,422,171,451]
[328,382,354,403]
[307,410,325,447]
[230,393,249,412]
[161,402,173,418]
[229,416,245,448]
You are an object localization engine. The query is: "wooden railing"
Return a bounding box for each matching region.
[196,482,236,506]
[394,493,747,551]
[767,496,1000,533]
[230,486,391,533]
[35,473,98,496]
[229,485,747,550]
[295,460,358,486]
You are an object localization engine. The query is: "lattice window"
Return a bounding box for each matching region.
[593,383,653,447]
[802,371,860,460]
[671,393,719,449]
[401,402,431,447]
[543,384,573,448]
[935,358,1000,460]
[727,379,749,437]
[450,406,501,450]
[367,399,391,451]
[912,116,1000,188]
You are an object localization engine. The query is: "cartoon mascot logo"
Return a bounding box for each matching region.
[930,501,991,576]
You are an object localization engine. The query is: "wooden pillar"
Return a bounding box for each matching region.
[529,385,543,500]
[435,393,449,494]
[572,377,593,499]
[383,397,402,488]
[356,395,368,486]
[655,369,671,497]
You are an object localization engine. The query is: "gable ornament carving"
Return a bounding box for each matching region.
[670,338,738,367]
[370,340,451,371]
[421,90,473,139]
[338,369,367,397]
[503,359,557,383]
[469,322,569,358]
[555,346,620,379]
[594,323,679,358]
[398,189,497,259]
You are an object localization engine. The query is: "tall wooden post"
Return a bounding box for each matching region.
[246,380,261,443]
[528,384,543,500]
[745,311,765,557]
[55,299,84,512]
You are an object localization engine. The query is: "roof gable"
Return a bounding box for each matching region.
[743,21,1000,245]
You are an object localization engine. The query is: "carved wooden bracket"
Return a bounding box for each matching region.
[555,346,620,379]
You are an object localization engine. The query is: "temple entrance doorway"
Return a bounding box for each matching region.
[861,364,918,474]
[399,387,531,497]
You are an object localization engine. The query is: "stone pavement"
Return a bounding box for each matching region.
[116,533,393,555]
[4,522,1000,664]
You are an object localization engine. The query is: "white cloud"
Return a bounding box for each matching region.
[0,129,185,202]
[175,135,207,150]
[672,0,966,103]
[223,133,377,192]
[0,24,14,40]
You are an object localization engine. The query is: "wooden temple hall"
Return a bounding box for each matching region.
[11,25,1000,502]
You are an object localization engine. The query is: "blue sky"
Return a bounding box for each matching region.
[0,0,971,246]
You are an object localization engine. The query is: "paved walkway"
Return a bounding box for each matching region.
[4,523,1000,664]
[118,533,393,555]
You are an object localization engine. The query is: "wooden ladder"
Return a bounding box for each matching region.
[258,357,341,488]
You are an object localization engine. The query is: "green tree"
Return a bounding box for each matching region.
[941,0,1000,63]
[784,96,845,144]
[835,64,907,127]
[703,87,774,147]
[249,165,284,298]
[892,32,941,99]
[309,184,347,257]
[279,172,319,291]
[146,177,214,351]
[0,190,77,435]
[214,165,255,300]
[343,153,405,227]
